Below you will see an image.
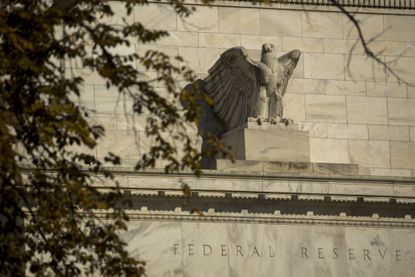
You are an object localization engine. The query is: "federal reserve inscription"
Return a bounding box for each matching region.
[173,243,405,262]
[124,221,415,276]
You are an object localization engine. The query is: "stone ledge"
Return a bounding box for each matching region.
[147,0,415,15]
[215,159,359,176]
[19,164,415,182]
[94,209,415,227]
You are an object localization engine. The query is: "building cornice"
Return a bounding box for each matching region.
[95,209,415,228]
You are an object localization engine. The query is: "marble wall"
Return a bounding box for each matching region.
[69,1,415,177]
[122,220,415,277]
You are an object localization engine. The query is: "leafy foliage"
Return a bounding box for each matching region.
[0,0,218,275]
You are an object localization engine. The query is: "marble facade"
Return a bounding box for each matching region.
[78,0,415,177]
[122,220,415,277]
[105,164,415,276]
[85,1,415,276]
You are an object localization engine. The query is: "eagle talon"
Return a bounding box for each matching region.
[269,116,281,125]
[256,118,262,125]
[282,118,294,126]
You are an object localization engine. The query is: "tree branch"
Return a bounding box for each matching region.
[329,0,412,85]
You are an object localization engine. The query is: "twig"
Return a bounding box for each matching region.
[329,0,412,85]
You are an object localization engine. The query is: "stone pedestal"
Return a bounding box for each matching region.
[220,121,310,163]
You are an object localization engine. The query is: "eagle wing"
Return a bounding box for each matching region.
[276,49,301,98]
[203,47,260,131]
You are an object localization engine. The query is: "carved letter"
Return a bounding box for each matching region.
[363,249,371,261]
[236,245,244,257]
[188,244,194,256]
[221,245,227,257]
[332,248,338,259]
[203,244,212,256]
[348,249,355,260]
[268,246,275,258]
[396,250,401,262]
[378,249,387,260]
[252,246,261,257]
[173,244,179,255]
[301,247,308,258]
[318,248,324,259]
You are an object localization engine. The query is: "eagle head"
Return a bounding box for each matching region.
[261,43,276,54]
[261,43,276,67]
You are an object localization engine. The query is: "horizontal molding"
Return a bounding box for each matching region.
[19,165,415,184]
[95,210,415,228]
[276,0,415,10]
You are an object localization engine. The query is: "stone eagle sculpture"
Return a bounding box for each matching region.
[203,43,301,130]
[181,43,301,167]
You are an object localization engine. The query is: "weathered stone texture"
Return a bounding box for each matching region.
[386,56,415,83]
[391,141,415,169]
[384,15,415,41]
[260,9,302,36]
[411,127,415,141]
[408,85,415,98]
[347,96,388,125]
[405,41,415,57]
[282,37,323,53]
[304,53,344,80]
[325,80,366,96]
[346,55,386,81]
[302,12,343,38]
[179,47,221,74]
[134,4,177,30]
[305,95,347,123]
[327,123,368,139]
[309,138,349,164]
[219,7,260,34]
[366,82,407,97]
[368,41,406,56]
[199,33,239,48]
[348,140,390,168]
[157,31,199,47]
[322,39,364,55]
[240,35,281,50]
[289,79,325,95]
[177,6,219,33]
[343,14,384,40]
[283,94,306,122]
[298,122,327,138]
[370,168,412,177]
[388,98,415,126]
[368,125,410,141]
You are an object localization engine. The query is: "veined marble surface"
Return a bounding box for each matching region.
[122,220,415,277]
